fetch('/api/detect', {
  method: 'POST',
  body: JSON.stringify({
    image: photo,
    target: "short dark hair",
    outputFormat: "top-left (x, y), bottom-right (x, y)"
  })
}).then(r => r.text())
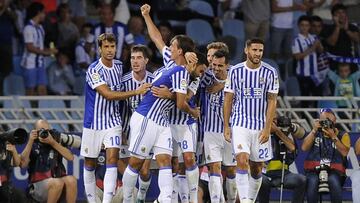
top-left (213, 49), bottom-right (230, 64)
top-left (245, 38), bottom-right (265, 48)
top-left (206, 42), bottom-right (229, 54)
top-left (195, 52), bottom-right (209, 67)
top-left (56, 3), bottom-right (70, 17)
top-left (26, 2), bottom-right (44, 21)
top-left (97, 33), bottom-right (117, 47)
top-left (297, 15), bottom-right (311, 25)
top-left (171, 35), bottom-right (195, 55)
top-left (311, 15), bottom-right (323, 23)
top-left (331, 3), bottom-right (346, 15)
top-left (131, 45), bottom-right (150, 59)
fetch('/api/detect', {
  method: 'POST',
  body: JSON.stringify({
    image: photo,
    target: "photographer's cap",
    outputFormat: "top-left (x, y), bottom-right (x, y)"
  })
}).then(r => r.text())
top-left (320, 108), bottom-right (335, 116)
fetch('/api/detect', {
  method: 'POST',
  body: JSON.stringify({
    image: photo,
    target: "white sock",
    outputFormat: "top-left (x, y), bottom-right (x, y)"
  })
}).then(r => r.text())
top-left (186, 165), bottom-right (199, 203)
top-left (220, 175), bottom-right (225, 203)
top-left (122, 166), bottom-right (139, 202)
top-left (236, 169), bottom-right (249, 201)
top-left (102, 165), bottom-right (117, 203)
top-left (158, 167), bottom-right (173, 203)
top-left (209, 174), bottom-right (221, 203)
top-left (248, 174), bottom-right (262, 201)
top-left (137, 175), bottom-right (151, 200)
top-left (226, 175), bottom-right (237, 203)
top-left (172, 173), bottom-right (179, 203)
top-left (84, 166), bottom-right (96, 203)
top-left (178, 175), bottom-right (189, 203)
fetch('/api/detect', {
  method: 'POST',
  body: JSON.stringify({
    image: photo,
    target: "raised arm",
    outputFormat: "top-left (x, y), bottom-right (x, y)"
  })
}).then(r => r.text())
top-left (20, 130), bottom-right (37, 168)
top-left (141, 4), bottom-right (166, 53)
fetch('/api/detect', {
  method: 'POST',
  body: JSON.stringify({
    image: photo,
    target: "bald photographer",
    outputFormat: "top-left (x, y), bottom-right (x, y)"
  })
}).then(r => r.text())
top-left (302, 108), bottom-right (350, 203)
top-left (20, 119), bottom-right (80, 203)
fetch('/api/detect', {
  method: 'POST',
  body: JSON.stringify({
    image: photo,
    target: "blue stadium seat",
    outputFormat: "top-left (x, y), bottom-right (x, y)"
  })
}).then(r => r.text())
top-left (188, 0), bottom-right (214, 17)
top-left (317, 100), bottom-right (338, 109)
top-left (12, 55), bottom-right (23, 75)
top-left (186, 19), bottom-right (215, 46)
top-left (222, 19), bottom-right (245, 59)
top-left (285, 76), bottom-right (301, 96)
top-left (3, 73), bottom-right (25, 95)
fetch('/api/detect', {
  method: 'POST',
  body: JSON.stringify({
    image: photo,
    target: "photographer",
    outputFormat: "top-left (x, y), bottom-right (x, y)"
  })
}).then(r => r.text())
top-left (258, 115), bottom-right (307, 203)
top-left (302, 108), bottom-right (350, 203)
top-left (20, 119), bottom-right (77, 203)
top-left (0, 140), bottom-right (27, 202)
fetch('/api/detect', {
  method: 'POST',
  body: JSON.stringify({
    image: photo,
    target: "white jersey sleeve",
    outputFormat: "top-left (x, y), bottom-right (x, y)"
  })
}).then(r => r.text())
top-left (23, 25), bottom-right (35, 44)
top-left (172, 69), bottom-right (189, 94)
top-left (86, 68), bottom-right (106, 89)
top-left (267, 69), bottom-right (280, 94)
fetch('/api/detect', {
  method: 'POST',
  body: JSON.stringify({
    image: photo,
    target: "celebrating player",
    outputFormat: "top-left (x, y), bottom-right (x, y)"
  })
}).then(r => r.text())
top-left (223, 38), bottom-right (279, 203)
top-left (81, 33), bottom-right (151, 203)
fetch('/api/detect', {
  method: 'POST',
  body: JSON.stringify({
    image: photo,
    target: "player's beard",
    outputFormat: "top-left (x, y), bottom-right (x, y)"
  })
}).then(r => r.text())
top-left (248, 54), bottom-right (261, 65)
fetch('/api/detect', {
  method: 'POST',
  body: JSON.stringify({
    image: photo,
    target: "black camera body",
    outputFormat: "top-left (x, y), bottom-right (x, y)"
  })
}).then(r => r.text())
top-left (37, 128), bottom-right (61, 142)
top-left (0, 128), bottom-right (28, 145)
top-left (277, 116), bottom-right (292, 132)
top-left (37, 128), bottom-right (81, 148)
top-left (319, 119), bottom-right (334, 130)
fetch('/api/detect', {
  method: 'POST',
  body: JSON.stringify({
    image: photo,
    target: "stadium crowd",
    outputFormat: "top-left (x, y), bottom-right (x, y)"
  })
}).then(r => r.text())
top-left (0, 0), bottom-right (360, 203)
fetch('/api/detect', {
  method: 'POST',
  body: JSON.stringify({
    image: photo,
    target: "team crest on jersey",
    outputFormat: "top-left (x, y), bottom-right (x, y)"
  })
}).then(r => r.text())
top-left (180, 79), bottom-right (187, 88)
top-left (141, 146), bottom-right (146, 153)
top-left (237, 144), bottom-right (242, 150)
top-left (207, 155), bottom-right (211, 161)
top-left (91, 73), bottom-right (101, 83)
top-left (84, 148), bottom-right (88, 154)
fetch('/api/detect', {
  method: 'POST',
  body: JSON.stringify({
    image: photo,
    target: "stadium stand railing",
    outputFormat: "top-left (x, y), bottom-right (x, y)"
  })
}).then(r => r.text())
top-left (0, 96), bottom-right (359, 133)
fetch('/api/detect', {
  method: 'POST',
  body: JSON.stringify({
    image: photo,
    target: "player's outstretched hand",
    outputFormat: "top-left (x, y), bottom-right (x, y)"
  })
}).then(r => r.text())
top-left (224, 126), bottom-right (231, 142)
top-left (136, 83), bottom-right (152, 95)
top-left (141, 4), bottom-right (151, 16)
top-left (259, 129), bottom-right (270, 144)
top-left (185, 52), bottom-right (198, 65)
top-left (151, 85), bottom-right (173, 99)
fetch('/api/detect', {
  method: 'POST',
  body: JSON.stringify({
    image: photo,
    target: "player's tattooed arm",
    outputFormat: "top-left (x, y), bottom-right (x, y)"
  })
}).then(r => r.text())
top-left (267, 92), bottom-right (277, 101)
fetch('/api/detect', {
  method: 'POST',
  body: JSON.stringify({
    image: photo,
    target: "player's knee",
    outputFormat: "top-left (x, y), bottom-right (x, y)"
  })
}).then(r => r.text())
top-left (183, 153), bottom-right (195, 167)
top-left (63, 176), bottom-right (77, 188)
top-left (84, 158), bottom-right (97, 168)
top-left (237, 157), bottom-right (249, 169)
top-left (226, 166), bottom-right (237, 177)
top-left (156, 154), bottom-right (172, 168)
top-left (209, 162), bottom-right (222, 173)
top-left (48, 178), bottom-right (64, 190)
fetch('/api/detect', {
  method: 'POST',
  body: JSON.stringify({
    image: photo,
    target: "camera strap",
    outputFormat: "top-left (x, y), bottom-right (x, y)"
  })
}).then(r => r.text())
top-left (319, 135), bottom-right (335, 164)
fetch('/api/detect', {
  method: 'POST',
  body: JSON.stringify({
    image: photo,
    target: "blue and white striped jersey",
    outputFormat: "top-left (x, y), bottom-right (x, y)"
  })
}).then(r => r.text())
top-left (291, 33), bottom-right (317, 77)
top-left (83, 59), bottom-right (123, 130)
top-left (21, 20), bottom-right (45, 69)
top-left (92, 22), bottom-right (134, 60)
top-left (224, 62), bottom-right (279, 130)
top-left (159, 46), bottom-right (198, 125)
top-left (136, 66), bottom-right (190, 126)
top-left (201, 70), bottom-right (227, 133)
top-left (120, 71), bottom-right (154, 137)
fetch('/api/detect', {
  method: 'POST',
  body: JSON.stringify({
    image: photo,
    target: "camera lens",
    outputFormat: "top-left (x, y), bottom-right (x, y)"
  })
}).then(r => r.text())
top-left (38, 129), bottom-right (49, 139)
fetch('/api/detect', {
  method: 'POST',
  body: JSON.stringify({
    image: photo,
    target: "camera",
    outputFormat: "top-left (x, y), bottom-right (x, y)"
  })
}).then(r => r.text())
top-left (0, 128), bottom-right (28, 145)
top-left (277, 116), bottom-right (292, 131)
top-left (319, 119), bottom-right (334, 130)
top-left (37, 128), bottom-right (81, 148)
top-left (315, 164), bottom-right (331, 193)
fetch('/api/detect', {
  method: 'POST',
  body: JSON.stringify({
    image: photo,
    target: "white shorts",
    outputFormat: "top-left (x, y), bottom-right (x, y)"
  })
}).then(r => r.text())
top-left (204, 131), bottom-right (236, 166)
top-left (80, 125), bottom-right (122, 158)
top-left (128, 112), bottom-right (172, 158)
top-left (170, 123), bottom-right (197, 163)
top-left (231, 126), bottom-right (273, 162)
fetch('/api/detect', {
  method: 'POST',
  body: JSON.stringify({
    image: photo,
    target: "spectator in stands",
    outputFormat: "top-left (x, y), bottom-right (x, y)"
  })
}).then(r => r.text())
top-left (21, 2), bottom-right (57, 98)
top-left (312, 0), bottom-right (336, 24)
top-left (47, 50), bottom-right (76, 96)
top-left (0, 0), bottom-right (17, 96)
top-left (270, 0), bottom-right (307, 65)
top-left (92, 4), bottom-right (134, 60)
top-left (75, 23), bottom-right (95, 74)
top-left (241, 0), bottom-right (271, 41)
top-left (310, 15), bottom-right (332, 96)
top-left (327, 62), bottom-right (360, 107)
top-left (301, 108), bottom-right (350, 203)
top-left (128, 15), bottom-right (146, 45)
top-left (0, 132), bottom-right (27, 203)
top-left (351, 137), bottom-right (360, 203)
top-left (56, 3), bottom-right (79, 56)
top-left (67, 0), bottom-right (87, 30)
top-left (20, 119), bottom-right (77, 203)
top-left (292, 15), bottom-right (323, 104)
top-left (258, 115), bottom-right (307, 203)
top-left (323, 4), bottom-right (359, 63)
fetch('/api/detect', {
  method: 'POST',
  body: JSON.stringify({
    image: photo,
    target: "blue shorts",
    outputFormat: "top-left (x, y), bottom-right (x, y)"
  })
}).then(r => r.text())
top-left (22, 66), bottom-right (47, 88)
